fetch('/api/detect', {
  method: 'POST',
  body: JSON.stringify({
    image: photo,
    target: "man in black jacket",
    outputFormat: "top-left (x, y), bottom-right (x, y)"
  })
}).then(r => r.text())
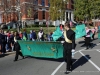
top-left (63, 22), bottom-right (76, 74)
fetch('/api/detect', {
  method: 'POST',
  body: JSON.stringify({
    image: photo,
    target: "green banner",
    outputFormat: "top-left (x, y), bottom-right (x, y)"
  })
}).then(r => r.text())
top-left (18, 41), bottom-right (63, 59)
top-left (75, 24), bottom-right (86, 39)
top-left (52, 27), bottom-right (63, 41)
top-left (98, 26), bottom-right (100, 39)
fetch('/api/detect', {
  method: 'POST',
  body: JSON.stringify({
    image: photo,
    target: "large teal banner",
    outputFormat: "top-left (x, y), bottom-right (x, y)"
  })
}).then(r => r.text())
top-left (98, 26), bottom-right (100, 39)
top-left (18, 41), bottom-right (63, 59)
top-left (75, 24), bottom-right (86, 39)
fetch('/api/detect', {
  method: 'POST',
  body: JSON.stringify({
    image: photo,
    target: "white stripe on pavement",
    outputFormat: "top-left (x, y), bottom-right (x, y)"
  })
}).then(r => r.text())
top-left (96, 43), bottom-right (100, 46)
top-left (79, 51), bottom-right (100, 71)
top-left (51, 48), bottom-right (86, 75)
top-left (96, 50), bottom-right (100, 52)
top-left (51, 42), bottom-right (100, 75)
top-left (51, 62), bottom-right (65, 75)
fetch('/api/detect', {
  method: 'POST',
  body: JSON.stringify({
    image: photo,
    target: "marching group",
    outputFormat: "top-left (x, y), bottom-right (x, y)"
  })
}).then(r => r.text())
top-left (0, 27), bottom-right (53, 55)
top-left (0, 25), bottom-right (98, 55)
top-left (0, 22), bottom-right (99, 74)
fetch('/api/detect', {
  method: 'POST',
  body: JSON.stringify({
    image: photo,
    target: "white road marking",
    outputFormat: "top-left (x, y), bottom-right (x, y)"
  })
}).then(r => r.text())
top-left (51, 62), bottom-right (65, 75)
top-left (51, 42), bottom-right (100, 75)
top-left (51, 48), bottom-right (86, 75)
top-left (97, 43), bottom-right (100, 46)
top-left (96, 50), bottom-right (100, 52)
top-left (79, 51), bottom-right (100, 71)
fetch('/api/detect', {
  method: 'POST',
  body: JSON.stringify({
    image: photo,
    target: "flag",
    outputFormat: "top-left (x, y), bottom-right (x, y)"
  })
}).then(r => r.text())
top-left (75, 24), bottom-right (86, 39)
top-left (52, 27), bottom-right (63, 41)
top-left (98, 26), bottom-right (100, 39)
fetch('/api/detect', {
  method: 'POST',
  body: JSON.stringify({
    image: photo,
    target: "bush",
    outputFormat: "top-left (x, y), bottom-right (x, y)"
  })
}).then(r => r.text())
top-left (49, 25), bottom-right (55, 27)
top-left (27, 24), bottom-right (55, 28)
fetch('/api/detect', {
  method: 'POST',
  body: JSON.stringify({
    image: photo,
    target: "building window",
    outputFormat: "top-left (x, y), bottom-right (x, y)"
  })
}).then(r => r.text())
top-left (70, 12), bottom-right (71, 21)
top-left (66, 12), bottom-right (68, 21)
top-left (42, 0), bottom-right (45, 6)
top-left (34, 0), bottom-right (38, 5)
top-left (48, 0), bottom-right (50, 7)
top-left (34, 12), bottom-right (38, 19)
top-left (43, 11), bottom-right (45, 19)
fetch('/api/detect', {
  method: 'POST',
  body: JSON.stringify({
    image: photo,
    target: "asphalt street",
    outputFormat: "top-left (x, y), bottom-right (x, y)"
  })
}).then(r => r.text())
top-left (0, 36), bottom-right (100, 75)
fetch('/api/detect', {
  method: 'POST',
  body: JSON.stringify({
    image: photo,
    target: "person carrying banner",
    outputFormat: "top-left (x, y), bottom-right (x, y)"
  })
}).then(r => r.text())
top-left (14, 31), bottom-right (24, 61)
top-left (63, 22), bottom-right (76, 74)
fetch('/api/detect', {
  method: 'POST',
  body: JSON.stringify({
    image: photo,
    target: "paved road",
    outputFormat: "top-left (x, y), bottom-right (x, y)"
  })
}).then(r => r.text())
top-left (0, 37), bottom-right (100, 75)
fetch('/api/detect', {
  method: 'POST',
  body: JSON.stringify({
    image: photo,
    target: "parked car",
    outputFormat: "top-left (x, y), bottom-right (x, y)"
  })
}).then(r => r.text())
top-left (0, 23), bottom-right (8, 29)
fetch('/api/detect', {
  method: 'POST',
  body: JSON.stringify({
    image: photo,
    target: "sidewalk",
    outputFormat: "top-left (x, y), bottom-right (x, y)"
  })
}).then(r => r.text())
top-left (0, 51), bottom-right (15, 57)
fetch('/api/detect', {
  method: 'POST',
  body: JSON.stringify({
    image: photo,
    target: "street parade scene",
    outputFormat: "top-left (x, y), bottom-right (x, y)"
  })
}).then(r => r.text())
top-left (1, 0), bottom-right (100, 75)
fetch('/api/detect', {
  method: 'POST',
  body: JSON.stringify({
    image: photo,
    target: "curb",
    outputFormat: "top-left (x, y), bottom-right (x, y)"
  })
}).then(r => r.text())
top-left (0, 51), bottom-right (15, 56)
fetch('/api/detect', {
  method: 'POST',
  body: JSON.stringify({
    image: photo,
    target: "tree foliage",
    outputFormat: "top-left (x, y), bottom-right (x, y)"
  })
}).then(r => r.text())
top-left (49, 0), bottom-right (68, 21)
top-left (74, 0), bottom-right (100, 21)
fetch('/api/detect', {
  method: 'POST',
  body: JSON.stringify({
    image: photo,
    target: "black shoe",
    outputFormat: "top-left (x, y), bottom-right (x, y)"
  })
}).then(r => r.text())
top-left (64, 71), bottom-right (70, 74)
top-left (64, 71), bottom-right (69, 74)
top-left (70, 66), bottom-right (73, 71)
top-left (22, 56), bottom-right (25, 59)
top-left (13, 60), bottom-right (17, 62)
top-left (90, 46), bottom-right (93, 49)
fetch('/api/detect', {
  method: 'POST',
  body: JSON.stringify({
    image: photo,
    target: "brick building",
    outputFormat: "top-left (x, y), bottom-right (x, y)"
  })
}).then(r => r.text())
top-left (0, 0), bottom-right (74, 25)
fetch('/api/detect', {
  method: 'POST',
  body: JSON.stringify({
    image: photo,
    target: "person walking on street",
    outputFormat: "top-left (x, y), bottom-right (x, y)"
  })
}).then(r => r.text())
top-left (63, 22), bottom-right (76, 74)
top-left (14, 31), bottom-right (24, 61)
top-left (85, 26), bottom-right (92, 50)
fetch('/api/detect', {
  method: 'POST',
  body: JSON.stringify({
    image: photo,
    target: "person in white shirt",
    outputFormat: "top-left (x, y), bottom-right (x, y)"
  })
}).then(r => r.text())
top-left (38, 30), bottom-right (43, 41)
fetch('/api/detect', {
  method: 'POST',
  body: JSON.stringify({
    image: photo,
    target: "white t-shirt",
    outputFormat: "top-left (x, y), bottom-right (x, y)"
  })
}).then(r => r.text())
top-left (38, 32), bottom-right (43, 39)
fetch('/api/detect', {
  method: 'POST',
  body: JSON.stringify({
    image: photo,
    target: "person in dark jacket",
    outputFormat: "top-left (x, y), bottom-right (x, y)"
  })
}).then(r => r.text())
top-left (0, 29), bottom-right (3, 54)
top-left (63, 22), bottom-right (76, 74)
top-left (1, 30), bottom-right (6, 54)
top-left (14, 31), bottom-right (24, 61)
top-left (31, 30), bottom-right (37, 41)
top-left (23, 29), bottom-right (28, 40)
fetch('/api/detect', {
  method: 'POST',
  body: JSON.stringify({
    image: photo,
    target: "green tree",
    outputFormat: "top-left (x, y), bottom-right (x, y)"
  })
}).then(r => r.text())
top-left (49, 0), bottom-right (67, 21)
top-left (74, 0), bottom-right (100, 21)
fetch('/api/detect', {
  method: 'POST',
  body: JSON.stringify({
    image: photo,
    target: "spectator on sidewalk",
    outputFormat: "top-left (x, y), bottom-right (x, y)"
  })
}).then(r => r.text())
top-left (0, 29), bottom-right (3, 54)
top-left (10, 31), bottom-right (14, 51)
top-left (31, 30), bottom-right (37, 41)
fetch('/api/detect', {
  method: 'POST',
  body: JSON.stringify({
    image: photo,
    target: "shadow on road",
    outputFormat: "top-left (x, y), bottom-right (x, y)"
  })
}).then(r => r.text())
top-left (78, 41), bottom-right (85, 44)
top-left (81, 43), bottom-right (97, 48)
top-left (72, 55), bottom-right (91, 71)
top-left (27, 56), bottom-right (64, 62)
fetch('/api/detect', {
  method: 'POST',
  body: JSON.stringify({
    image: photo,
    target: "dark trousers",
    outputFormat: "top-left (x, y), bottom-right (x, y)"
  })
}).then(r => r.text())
top-left (63, 42), bottom-right (72, 70)
top-left (14, 50), bottom-right (23, 61)
top-left (92, 33), bottom-right (95, 40)
top-left (1, 43), bottom-right (6, 53)
top-left (14, 42), bottom-right (24, 61)
top-left (85, 37), bottom-right (91, 48)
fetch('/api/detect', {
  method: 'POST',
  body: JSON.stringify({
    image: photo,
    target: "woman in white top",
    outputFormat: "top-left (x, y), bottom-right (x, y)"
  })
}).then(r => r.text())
top-left (38, 30), bottom-right (44, 41)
